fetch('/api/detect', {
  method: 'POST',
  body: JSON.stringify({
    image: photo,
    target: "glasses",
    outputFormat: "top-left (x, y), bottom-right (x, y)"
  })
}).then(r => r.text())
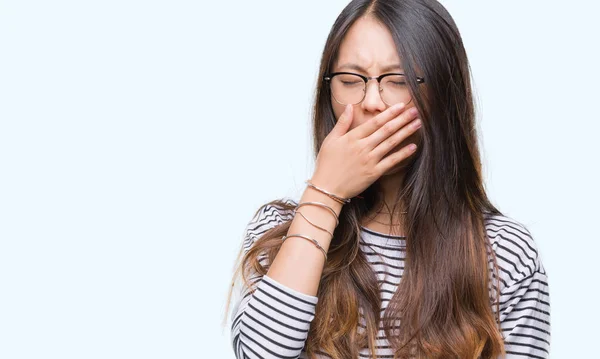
top-left (323, 72), bottom-right (425, 106)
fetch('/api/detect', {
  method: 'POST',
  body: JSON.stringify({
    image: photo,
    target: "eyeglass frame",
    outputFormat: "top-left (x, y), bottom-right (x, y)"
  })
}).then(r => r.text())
top-left (323, 71), bottom-right (426, 105)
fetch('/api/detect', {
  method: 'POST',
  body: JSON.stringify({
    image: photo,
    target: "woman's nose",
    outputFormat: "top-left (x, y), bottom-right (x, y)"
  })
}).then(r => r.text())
top-left (361, 80), bottom-right (386, 112)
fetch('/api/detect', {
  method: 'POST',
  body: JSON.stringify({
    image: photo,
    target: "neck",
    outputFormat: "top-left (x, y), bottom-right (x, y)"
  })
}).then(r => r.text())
top-left (361, 168), bottom-right (409, 232)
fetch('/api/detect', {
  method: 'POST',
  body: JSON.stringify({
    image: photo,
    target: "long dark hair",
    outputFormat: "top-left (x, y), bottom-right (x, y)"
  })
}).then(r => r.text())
top-left (226, 1), bottom-right (506, 358)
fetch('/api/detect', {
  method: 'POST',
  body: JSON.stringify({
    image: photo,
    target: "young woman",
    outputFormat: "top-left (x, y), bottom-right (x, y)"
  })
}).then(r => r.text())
top-left (225, 1), bottom-right (550, 358)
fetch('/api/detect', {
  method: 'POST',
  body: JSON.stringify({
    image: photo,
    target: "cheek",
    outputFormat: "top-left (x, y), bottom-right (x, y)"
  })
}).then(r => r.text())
top-left (331, 102), bottom-right (363, 130)
top-left (331, 101), bottom-right (345, 121)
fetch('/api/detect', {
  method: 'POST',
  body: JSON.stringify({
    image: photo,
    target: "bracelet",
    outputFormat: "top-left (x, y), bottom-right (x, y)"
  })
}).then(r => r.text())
top-left (296, 201), bottom-right (339, 226)
top-left (305, 180), bottom-right (350, 204)
top-left (294, 208), bottom-right (334, 237)
top-left (281, 234), bottom-right (328, 261)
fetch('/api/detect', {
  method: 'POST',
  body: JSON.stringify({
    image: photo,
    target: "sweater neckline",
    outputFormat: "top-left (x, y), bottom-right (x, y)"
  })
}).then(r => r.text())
top-left (360, 225), bottom-right (406, 239)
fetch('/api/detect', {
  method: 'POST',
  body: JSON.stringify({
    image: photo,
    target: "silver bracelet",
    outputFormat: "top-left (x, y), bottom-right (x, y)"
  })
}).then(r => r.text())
top-left (295, 201), bottom-right (339, 226)
top-left (293, 208), bottom-right (334, 237)
top-left (305, 180), bottom-right (351, 204)
top-left (281, 234), bottom-right (328, 261)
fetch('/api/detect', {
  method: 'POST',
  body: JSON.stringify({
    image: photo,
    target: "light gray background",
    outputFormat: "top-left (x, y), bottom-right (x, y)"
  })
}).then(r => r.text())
top-left (1, 1), bottom-right (597, 358)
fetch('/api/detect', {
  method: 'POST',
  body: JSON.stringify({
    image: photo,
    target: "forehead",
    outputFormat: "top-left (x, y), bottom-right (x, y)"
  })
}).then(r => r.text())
top-left (335, 16), bottom-right (401, 70)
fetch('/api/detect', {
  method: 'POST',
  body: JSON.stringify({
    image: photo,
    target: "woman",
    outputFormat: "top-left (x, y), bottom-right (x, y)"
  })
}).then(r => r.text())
top-left (225, 1), bottom-right (550, 358)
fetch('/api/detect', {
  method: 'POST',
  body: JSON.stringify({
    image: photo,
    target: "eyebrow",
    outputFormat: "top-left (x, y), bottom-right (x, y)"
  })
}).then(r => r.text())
top-left (336, 63), bottom-right (404, 73)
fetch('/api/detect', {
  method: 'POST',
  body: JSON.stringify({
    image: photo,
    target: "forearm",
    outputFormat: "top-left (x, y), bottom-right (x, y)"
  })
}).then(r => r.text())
top-left (266, 186), bottom-right (343, 296)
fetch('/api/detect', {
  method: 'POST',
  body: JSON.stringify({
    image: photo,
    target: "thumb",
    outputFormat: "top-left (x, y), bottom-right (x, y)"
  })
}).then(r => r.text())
top-left (331, 104), bottom-right (353, 137)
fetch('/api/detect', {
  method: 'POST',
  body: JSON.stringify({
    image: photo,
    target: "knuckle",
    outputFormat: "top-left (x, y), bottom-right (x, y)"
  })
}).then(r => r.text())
top-left (353, 140), bottom-right (365, 153)
top-left (362, 151), bottom-right (375, 166)
top-left (374, 117), bottom-right (387, 127)
top-left (382, 122), bottom-right (395, 134)
top-left (367, 167), bottom-right (380, 179)
top-left (387, 137), bottom-right (398, 147)
top-left (364, 167), bottom-right (375, 178)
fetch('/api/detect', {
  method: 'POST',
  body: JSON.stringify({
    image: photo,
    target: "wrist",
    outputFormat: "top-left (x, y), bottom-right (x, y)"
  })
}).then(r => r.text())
top-left (301, 187), bottom-right (344, 214)
top-left (307, 176), bottom-right (350, 203)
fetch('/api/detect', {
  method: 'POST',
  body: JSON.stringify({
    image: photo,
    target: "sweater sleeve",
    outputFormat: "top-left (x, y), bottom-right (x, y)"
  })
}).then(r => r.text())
top-left (498, 268), bottom-right (551, 359)
top-left (487, 217), bottom-right (551, 359)
top-left (230, 202), bottom-right (319, 359)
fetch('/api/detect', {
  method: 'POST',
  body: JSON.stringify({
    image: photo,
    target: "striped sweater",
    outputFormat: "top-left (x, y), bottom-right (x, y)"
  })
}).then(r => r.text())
top-left (230, 198), bottom-right (551, 359)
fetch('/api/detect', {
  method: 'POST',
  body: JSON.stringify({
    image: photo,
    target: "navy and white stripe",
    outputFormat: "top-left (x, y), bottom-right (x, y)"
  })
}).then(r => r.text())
top-left (485, 214), bottom-right (551, 359)
top-left (231, 200), bottom-right (550, 358)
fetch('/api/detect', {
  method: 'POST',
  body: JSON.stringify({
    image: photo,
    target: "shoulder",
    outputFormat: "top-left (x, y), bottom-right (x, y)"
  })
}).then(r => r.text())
top-left (242, 197), bottom-right (298, 246)
top-left (483, 212), bottom-right (546, 289)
